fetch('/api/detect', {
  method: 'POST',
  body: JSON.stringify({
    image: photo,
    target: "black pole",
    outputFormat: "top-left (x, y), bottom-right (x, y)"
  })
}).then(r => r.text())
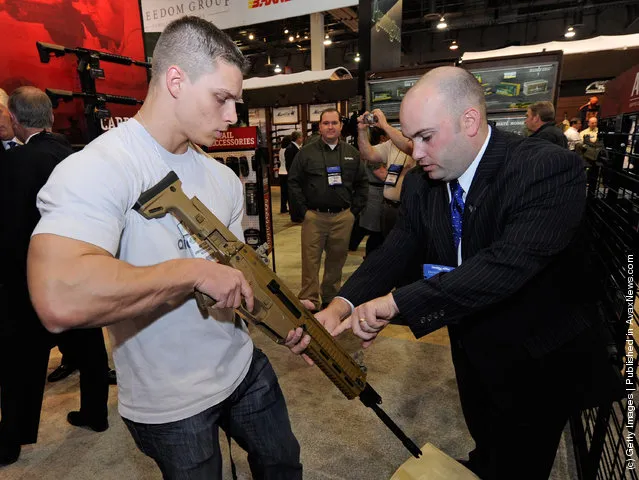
top-left (358, 0), bottom-right (372, 98)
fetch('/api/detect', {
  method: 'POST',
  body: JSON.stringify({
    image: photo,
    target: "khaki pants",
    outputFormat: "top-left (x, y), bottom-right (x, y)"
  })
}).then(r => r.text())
top-left (299, 209), bottom-right (355, 308)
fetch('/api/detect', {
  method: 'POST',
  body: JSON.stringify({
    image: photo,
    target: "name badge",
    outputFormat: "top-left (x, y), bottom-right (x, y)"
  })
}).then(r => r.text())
top-left (385, 163), bottom-right (404, 186)
top-left (423, 263), bottom-right (454, 279)
top-left (327, 166), bottom-right (343, 186)
top-left (177, 222), bottom-right (215, 261)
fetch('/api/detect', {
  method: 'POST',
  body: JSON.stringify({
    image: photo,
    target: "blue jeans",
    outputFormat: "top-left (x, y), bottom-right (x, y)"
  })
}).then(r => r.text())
top-left (123, 348), bottom-right (302, 479)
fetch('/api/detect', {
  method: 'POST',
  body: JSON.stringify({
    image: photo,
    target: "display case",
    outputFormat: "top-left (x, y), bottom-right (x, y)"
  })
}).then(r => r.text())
top-left (364, 64), bottom-right (455, 121)
top-left (202, 127), bottom-right (275, 269)
top-left (463, 51), bottom-right (563, 114)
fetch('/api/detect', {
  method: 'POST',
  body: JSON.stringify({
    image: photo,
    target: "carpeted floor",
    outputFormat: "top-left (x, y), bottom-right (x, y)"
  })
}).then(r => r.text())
top-left (1, 327), bottom-right (576, 480)
top-left (1, 187), bottom-right (577, 479)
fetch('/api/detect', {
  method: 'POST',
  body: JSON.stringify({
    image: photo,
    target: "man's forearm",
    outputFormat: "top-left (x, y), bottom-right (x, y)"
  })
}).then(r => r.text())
top-left (383, 125), bottom-right (412, 155)
top-left (357, 132), bottom-right (382, 163)
top-left (30, 253), bottom-right (203, 331)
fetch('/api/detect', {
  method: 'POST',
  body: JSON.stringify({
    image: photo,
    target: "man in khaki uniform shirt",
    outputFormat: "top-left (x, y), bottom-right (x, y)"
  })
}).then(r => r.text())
top-left (357, 109), bottom-right (415, 237)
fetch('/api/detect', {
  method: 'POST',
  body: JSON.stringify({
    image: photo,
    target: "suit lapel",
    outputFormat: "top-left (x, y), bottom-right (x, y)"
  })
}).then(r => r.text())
top-left (427, 178), bottom-right (457, 266)
top-left (462, 129), bottom-right (508, 256)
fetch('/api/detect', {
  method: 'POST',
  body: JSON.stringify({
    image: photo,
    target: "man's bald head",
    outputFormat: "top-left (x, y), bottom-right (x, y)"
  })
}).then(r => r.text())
top-left (410, 67), bottom-right (487, 124)
top-left (400, 67), bottom-right (490, 182)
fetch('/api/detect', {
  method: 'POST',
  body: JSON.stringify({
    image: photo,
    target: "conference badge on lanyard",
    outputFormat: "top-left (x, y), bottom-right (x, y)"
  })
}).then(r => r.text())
top-left (385, 163), bottom-right (404, 186)
top-left (327, 166), bottom-right (343, 186)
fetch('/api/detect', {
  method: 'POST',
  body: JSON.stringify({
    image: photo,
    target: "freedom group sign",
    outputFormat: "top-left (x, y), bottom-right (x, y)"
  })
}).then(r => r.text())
top-left (141, 0), bottom-right (358, 32)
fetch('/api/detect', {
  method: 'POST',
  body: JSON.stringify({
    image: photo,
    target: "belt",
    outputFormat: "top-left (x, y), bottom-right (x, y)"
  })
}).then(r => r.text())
top-left (383, 198), bottom-right (400, 207)
top-left (309, 206), bottom-right (348, 213)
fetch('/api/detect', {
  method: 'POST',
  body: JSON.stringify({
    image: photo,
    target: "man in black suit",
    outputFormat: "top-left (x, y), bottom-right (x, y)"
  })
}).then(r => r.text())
top-left (0, 88), bottom-right (20, 159)
top-left (525, 101), bottom-right (568, 148)
top-left (283, 130), bottom-right (302, 217)
top-left (0, 87), bottom-right (109, 466)
top-left (287, 67), bottom-right (608, 479)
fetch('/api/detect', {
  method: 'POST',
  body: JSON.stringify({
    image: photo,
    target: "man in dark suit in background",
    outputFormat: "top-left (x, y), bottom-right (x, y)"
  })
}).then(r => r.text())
top-left (525, 100), bottom-right (568, 148)
top-left (0, 87), bottom-right (109, 466)
top-left (283, 130), bottom-right (303, 217)
top-left (0, 88), bottom-right (20, 158)
top-left (287, 67), bottom-right (608, 479)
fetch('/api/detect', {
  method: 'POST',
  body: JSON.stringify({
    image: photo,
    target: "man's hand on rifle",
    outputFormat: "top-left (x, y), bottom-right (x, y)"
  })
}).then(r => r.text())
top-left (284, 298), bottom-right (352, 365)
top-left (193, 260), bottom-right (254, 310)
top-left (333, 293), bottom-right (398, 348)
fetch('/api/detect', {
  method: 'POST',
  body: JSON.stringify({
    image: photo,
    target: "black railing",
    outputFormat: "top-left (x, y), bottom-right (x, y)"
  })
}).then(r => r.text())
top-left (573, 112), bottom-right (638, 480)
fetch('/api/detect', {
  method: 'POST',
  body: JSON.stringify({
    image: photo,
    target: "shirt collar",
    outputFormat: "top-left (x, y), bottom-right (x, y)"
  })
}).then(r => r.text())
top-left (321, 139), bottom-right (339, 150)
top-left (25, 132), bottom-right (41, 144)
top-left (2, 137), bottom-right (21, 149)
top-left (455, 125), bottom-right (492, 195)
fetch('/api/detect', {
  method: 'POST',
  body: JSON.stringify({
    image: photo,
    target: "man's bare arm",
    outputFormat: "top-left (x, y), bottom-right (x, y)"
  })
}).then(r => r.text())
top-left (356, 112), bottom-right (384, 163)
top-left (27, 233), bottom-right (252, 332)
top-left (371, 108), bottom-right (413, 156)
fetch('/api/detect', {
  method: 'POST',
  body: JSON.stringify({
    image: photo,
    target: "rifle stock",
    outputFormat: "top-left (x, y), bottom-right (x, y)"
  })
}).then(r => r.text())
top-left (133, 170), bottom-right (422, 458)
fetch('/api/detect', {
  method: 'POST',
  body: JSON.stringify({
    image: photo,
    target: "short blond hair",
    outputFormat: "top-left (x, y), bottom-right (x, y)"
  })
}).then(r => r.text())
top-left (151, 16), bottom-right (248, 86)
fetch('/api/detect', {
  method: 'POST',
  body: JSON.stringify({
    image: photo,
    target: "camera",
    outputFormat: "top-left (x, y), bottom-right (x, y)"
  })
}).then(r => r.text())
top-left (364, 113), bottom-right (378, 125)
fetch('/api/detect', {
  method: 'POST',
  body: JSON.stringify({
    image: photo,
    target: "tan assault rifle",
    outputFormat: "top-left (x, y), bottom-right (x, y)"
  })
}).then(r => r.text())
top-left (134, 170), bottom-right (422, 458)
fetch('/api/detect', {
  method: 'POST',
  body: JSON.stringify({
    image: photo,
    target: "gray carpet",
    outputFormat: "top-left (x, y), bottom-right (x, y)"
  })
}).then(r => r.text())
top-left (258, 330), bottom-right (473, 480)
top-left (1, 328), bottom-right (575, 479)
top-left (2, 189), bottom-right (576, 478)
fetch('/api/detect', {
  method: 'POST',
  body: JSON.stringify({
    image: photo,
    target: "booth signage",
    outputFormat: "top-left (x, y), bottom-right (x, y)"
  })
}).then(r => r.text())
top-left (468, 62), bottom-right (559, 111)
top-left (600, 64), bottom-right (639, 117)
top-left (208, 127), bottom-right (258, 151)
top-left (272, 106), bottom-right (299, 125)
top-left (141, 0), bottom-right (357, 32)
top-left (308, 103), bottom-right (337, 122)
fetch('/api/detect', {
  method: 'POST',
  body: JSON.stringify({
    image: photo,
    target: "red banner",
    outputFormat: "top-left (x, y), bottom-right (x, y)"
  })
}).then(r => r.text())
top-left (0, 0), bottom-right (148, 144)
top-left (206, 127), bottom-right (258, 152)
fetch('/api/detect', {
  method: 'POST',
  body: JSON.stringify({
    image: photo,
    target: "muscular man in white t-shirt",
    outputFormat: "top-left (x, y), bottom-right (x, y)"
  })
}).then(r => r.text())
top-left (27, 16), bottom-right (301, 479)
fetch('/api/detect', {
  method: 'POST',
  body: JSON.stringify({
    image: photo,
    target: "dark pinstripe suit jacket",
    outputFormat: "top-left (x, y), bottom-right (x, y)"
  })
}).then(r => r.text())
top-left (340, 127), bottom-right (596, 374)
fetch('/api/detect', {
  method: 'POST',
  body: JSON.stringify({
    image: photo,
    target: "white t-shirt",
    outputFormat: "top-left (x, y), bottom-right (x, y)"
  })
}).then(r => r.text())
top-left (278, 147), bottom-right (287, 175)
top-left (373, 140), bottom-right (415, 202)
top-left (33, 118), bottom-right (253, 424)
top-left (564, 127), bottom-right (581, 151)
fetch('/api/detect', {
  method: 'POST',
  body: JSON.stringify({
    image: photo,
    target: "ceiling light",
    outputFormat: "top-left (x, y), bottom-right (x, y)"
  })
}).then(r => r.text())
top-left (296, 34), bottom-right (300, 39)
top-left (304, 34), bottom-right (308, 40)
top-left (437, 17), bottom-right (447, 30)
top-left (274, 64), bottom-right (282, 73)
top-left (354, 53), bottom-right (360, 62)
top-left (248, 33), bottom-right (254, 40)
top-left (289, 35), bottom-right (294, 42)
top-left (449, 40), bottom-right (459, 50)
top-left (564, 26), bottom-right (576, 38)
top-left (284, 29), bottom-right (289, 34)
top-left (323, 38), bottom-right (332, 46)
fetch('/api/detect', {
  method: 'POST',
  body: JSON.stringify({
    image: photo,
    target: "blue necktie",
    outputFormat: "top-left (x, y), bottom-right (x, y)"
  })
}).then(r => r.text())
top-left (7, 141), bottom-right (17, 149)
top-left (450, 180), bottom-right (465, 250)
